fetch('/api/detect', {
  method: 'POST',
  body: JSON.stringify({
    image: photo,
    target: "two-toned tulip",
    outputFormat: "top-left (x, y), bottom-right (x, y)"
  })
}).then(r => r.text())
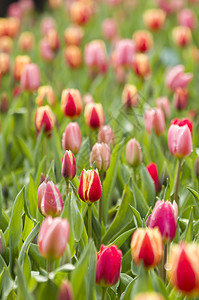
top-left (69, 1), bottom-right (92, 26)
top-left (146, 162), bottom-right (161, 193)
top-left (62, 150), bottom-right (76, 180)
top-left (133, 53), bottom-right (150, 79)
top-left (37, 180), bottom-right (64, 217)
top-left (0, 53), bottom-right (10, 75)
top-left (64, 25), bottom-right (84, 46)
top-left (61, 89), bottom-right (82, 119)
top-left (98, 125), bottom-right (115, 147)
top-left (178, 9), bottom-right (196, 30)
top-left (165, 65), bottom-right (193, 91)
top-left (96, 244), bottom-right (122, 287)
top-left (20, 63), bottom-right (40, 91)
top-left (174, 88), bottom-right (188, 111)
top-left (64, 46), bottom-right (82, 69)
top-left (18, 31), bottom-right (35, 52)
top-left (41, 17), bottom-right (56, 36)
top-left (122, 84), bottom-right (138, 108)
top-left (143, 9), bottom-right (166, 31)
top-left (38, 216), bottom-right (69, 260)
top-left (62, 122), bottom-right (82, 154)
top-left (147, 200), bottom-right (178, 243)
top-left (133, 30), bottom-right (153, 53)
top-left (112, 39), bottom-right (136, 68)
top-left (35, 105), bottom-right (56, 135)
top-left (126, 138), bottom-right (142, 168)
top-left (84, 40), bottom-right (108, 74)
top-left (90, 143), bottom-right (111, 172)
top-left (133, 292), bottom-right (165, 300)
top-left (156, 97), bottom-right (171, 120)
top-left (172, 26), bottom-right (192, 48)
top-left (36, 85), bottom-right (56, 107)
top-left (0, 36), bottom-right (13, 53)
top-left (131, 228), bottom-right (163, 269)
top-left (144, 108), bottom-right (165, 136)
top-left (84, 103), bottom-right (105, 129)
top-left (46, 28), bottom-right (60, 52)
top-left (13, 55), bottom-right (31, 81)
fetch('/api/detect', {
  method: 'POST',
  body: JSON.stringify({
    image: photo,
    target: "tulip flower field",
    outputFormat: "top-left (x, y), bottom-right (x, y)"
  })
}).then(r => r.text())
top-left (1, 0), bottom-right (199, 299)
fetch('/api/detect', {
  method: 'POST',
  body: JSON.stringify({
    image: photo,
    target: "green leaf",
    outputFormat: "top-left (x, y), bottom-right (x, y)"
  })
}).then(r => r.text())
top-left (76, 138), bottom-right (90, 175)
top-left (35, 156), bottom-right (46, 187)
top-left (0, 266), bottom-right (15, 300)
top-left (129, 178), bottom-right (149, 218)
top-left (16, 136), bottom-right (33, 166)
top-left (28, 244), bottom-right (46, 270)
top-left (184, 208), bottom-right (193, 242)
top-left (33, 127), bottom-right (44, 167)
top-left (50, 128), bottom-right (62, 181)
top-left (28, 175), bottom-right (38, 221)
top-left (140, 164), bottom-right (156, 207)
top-left (108, 228), bottom-right (135, 249)
top-left (128, 205), bottom-right (142, 228)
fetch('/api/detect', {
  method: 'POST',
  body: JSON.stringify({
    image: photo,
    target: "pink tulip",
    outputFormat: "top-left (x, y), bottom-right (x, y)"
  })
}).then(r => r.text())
top-left (101, 18), bottom-right (118, 41)
top-left (40, 38), bottom-right (55, 61)
top-left (112, 39), bottom-right (136, 68)
top-left (38, 216), bottom-right (69, 259)
top-left (126, 138), bottom-right (142, 168)
top-left (165, 65), bottom-right (193, 91)
top-left (98, 125), bottom-right (115, 147)
top-left (174, 88), bottom-right (188, 111)
top-left (178, 9), bottom-right (196, 30)
top-left (58, 280), bottom-right (73, 300)
top-left (90, 143), bottom-right (111, 172)
top-left (168, 124), bottom-right (192, 158)
top-left (62, 150), bottom-right (76, 180)
top-left (84, 40), bottom-right (108, 74)
top-left (7, 3), bottom-right (23, 19)
top-left (147, 200), bottom-right (178, 243)
top-left (156, 0), bottom-right (184, 14)
top-left (170, 118), bottom-right (193, 134)
top-left (156, 97), bottom-right (171, 119)
top-left (20, 63), bottom-right (40, 91)
top-left (144, 108), bottom-right (165, 136)
top-left (41, 17), bottom-right (56, 36)
top-left (62, 122), bottom-right (82, 154)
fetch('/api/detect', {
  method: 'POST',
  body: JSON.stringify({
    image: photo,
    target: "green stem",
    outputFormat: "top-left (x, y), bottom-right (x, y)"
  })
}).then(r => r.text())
top-left (101, 287), bottom-right (107, 300)
top-left (65, 179), bottom-right (69, 199)
top-left (133, 167), bottom-right (137, 183)
top-left (88, 204), bottom-right (92, 239)
top-left (174, 159), bottom-right (181, 203)
top-left (160, 244), bottom-right (167, 283)
top-left (46, 259), bottom-right (54, 273)
top-left (99, 173), bottom-right (103, 225)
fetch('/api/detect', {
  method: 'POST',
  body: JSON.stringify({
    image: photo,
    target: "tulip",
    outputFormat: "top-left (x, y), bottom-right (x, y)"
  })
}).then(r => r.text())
top-left (147, 200), bottom-right (178, 243)
top-left (69, 1), bottom-right (92, 25)
top-left (0, 36), bottom-right (13, 53)
top-left (167, 242), bottom-right (199, 295)
top-left (62, 150), bottom-right (76, 180)
top-left (64, 25), bottom-right (84, 46)
top-left (36, 85), bottom-right (56, 107)
top-left (83, 93), bottom-right (94, 105)
top-left (62, 122), bottom-right (82, 154)
top-left (126, 138), bottom-right (142, 168)
top-left (146, 163), bottom-right (161, 193)
top-left (61, 89), bottom-right (82, 119)
top-left (173, 88), bottom-right (188, 111)
top-left (90, 143), bottom-right (111, 172)
top-left (46, 28), bottom-right (59, 51)
top-left (172, 26), bottom-right (192, 48)
top-left (131, 228), bottom-right (163, 269)
top-left (156, 97), bottom-right (171, 120)
top-left (19, 0), bottom-right (34, 14)
top-left (122, 84), bottom-right (138, 108)
top-left (133, 30), bottom-right (153, 53)
top-left (98, 125), bottom-right (115, 147)
top-left (20, 63), bottom-right (40, 92)
top-left (143, 9), bottom-right (166, 31)
top-left (58, 280), bottom-right (73, 300)
top-left (13, 55), bottom-right (31, 81)
top-left (35, 105), bottom-right (56, 135)
top-left (168, 124), bottom-right (192, 158)
top-left (101, 18), bottom-right (118, 41)
top-left (84, 40), bottom-right (108, 74)
top-left (40, 38), bottom-right (55, 61)
top-left (6, 18), bottom-right (20, 38)
top-left (178, 9), bottom-right (196, 30)
top-left (37, 180), bottom-right (64, 217)
top-left (7, 2), bottom-right (23, 19)
top-left (38, 216), bottom-right (69, 260)
top-left (84, 103), bottom-right (105, 129)
top-left (18, 31), bottom-right (35, 52)
top-left (165, 65), bottom-right (193, 91)
top-left (133, 292), bottom-right (165, 300)
top-left (41, 17), bottom-right (56, 36)
top-left (0, 53), bottom-right (10, 75)
top-left (64, 46), bottom-right (82, 69)
top-left (48, 0), bottom-right (63, 8)
top-left (133, 53), bottom-right (150, 79)
top-left (156, 0), bottom-right (184, 14)
top-left (144, 108), bottom-right (165, 136)
top-left (112, 39), bottom-right (136, 68)
top-left (96, 244), bottom-right (122, 287)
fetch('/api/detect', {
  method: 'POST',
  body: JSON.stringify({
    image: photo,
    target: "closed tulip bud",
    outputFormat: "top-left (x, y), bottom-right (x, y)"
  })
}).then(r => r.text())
top-left (147, 200), bottom-right (178, 243)
top-left (146, 162), bottom-right (161, 193)
top-left (194, 157), bottom-right (199, 179)
top-left (37, 180), bottom-right (64, 217)
top-left (133, 30), bottom-right (153, 53)
top-left (0, 53), bottom-right (10, 75)
top-left (122, 84), bottom-right (138, 108)
top-left (36, 85), bottom-right (56, 107)
top-left (0, 36), bottom-right (13, 53)
top-left (131, 228), bottom-right (163, 269)
top-left (165, 65), bottom-right (193, 91)
top-left (112, 39), bottom-right (136, 68)
top-left (64, 25), bottom-right (84, 46)
top-left (143, 9), bottom-right (166, 31)
top-left (58, 280), bottom-right (73, 300)
top-left (18, 31), bottom-right (35, 52)
top-left (170, 118), bottom-right (193, 135)
top-left (133, 292), bottom-right (165, 300)
top-left (167, 242), bottom-right (199, 295)
top-left (102, 18), bottom-right (118, 41)
top-left (172, 26), bottom-right (192, 48)
top-left (84, 40), bottom-right (108, 74)
top-left (13, 55), bottom-right (31, 81)
top-left (83, 93), bottom-right (94, 105)
top-left (38, 216), bottom-right (69, 259)
top-left (78, 169), bottom-right (102, 203)
top-left (90, 143), bottom-right (111, 172)
top-left (40, 38), bottom-right (55, 61)
top-left (62, 150), bottom-right (76, 179)
top-left (168, 124), bottom-right (192, 158)
top-left (144, 108), bottom-right (165, 136)
top-left (20, 63), bottom-right (40, 92)
top-left (98, 125), bottom-right (115, 147)
top-left (41, 17), bottom-right (56, 36)
top-left (126, 138), bottom-right (142, 168)
top-left (35, 105), bottom-right (56, 135)
top-left (69, 1), bottom-right (92, 26)
top-left (84, 103), bottom-right (105, 129)
top-left (64, 46), bottom-right (82, 69)
top-left (133, 53), bottom-right (150, 79)
top-left (178, 9), bottom-right (196, 30)
top-left (61, 89), bottom-right (82, 119)
top-left (46, 28), bottom-right (59, 51)
top-left (62, 122), bottom-right (82, 154)
top-left (96, 244), bottom-right (122, 287)
top-left (156, 97), bottom-right (171, 119)
top-left (174, 88), bottom-right (188, 111)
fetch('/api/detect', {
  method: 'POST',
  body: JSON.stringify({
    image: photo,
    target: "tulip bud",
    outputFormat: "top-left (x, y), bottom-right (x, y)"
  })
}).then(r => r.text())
top-left (172, 26), bottom-right (192, 48)
top-left (84, 103), bottom-right (105, 129)
top-left (96, 244), bottom-right (122, 287)
top-left (38, 216), bottom-right (69, 259)
top-left (144, 108), bottom-right (165, 136)
top-left (131, 228), bottom-right (163, 269)
top-left (178, 9), bottom-right (196, 30)
top-left (64, 25), bottom-right (84, 46)
top-left (165, 65), bottom-right (193, 91)
top-left (126, 138), bottom-right (142, 168)
top-left (62, 150), bottom-right (76, 180)
top-left (174, 88), bottom-right (188, 111)
top-left (37, 180), bottom-right (64, 217)
top-left (13, 55), bottom-right (31, 81)
top-left (133, 30), bottom-right (153, 53)
top-left (167, 242), bottom-right (199, 295)
top-left (0, 36), bottom-right (13, 53)
top-left (101, 18), bottom-right (118, 41)
top-left (133, 53), bottom-right (150, 79)
top-left (35, 105), bottom-right (56, 135)
top-left (98, 125), bottom-right (115, 147)
top-left (18, 31), bottom-right (35, 52)
top-left (122, 84), bottom-right (138, 108)
top-left (20, 63), bottom-right (40, 92)
top-left (84, 40), bottom-right (108, 74)
top-left (133, 292), bottom-right (165, 300)
top-left (78, 169), bottom-right (102, 204)
top-left (146, 162), bottom-right (161, 193)
top-left (168, 124), bottom-right (192, 158)
top-left (64, 46), bottom-right (82, 69)
top-left (112, 39), bottom-right (136, 68)
top-left (90, 143), bottom-right (111, 172)
top-left (0, 53), bottom-right (10, 75)
top-left (147, 200), bottom-right (178, 243)
top-left (58, 280), bottom-right (73, 300)
top-left (69, 1), bottom-right (92, 26)
top-left (156, 97), bottom-right (171, 119)
top-left (143, 9), bottom-right (166, 31)
top-left (170, 118), bottom-right (193, 135)
top-left (7, 2), bottom-right (22, 19)
top-left (40, 38), bottom-right (55, 61)
top-left (46, 28), bottom-right (59, 51)
top-left (83, 93), bottom-right (94, 105)
top-left (61, 89), bottom-right (83, 119)
top-left (62, 122), bottom-right (82, 154)
top-left (41, 17), bottom-right (56, 36)
top-left (36, 85), bottom-right (56, 107)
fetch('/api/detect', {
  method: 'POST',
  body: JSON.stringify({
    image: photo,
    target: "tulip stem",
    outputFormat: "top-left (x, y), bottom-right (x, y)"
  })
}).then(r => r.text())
top-left (174, 159), bottom-right (181, 203)
top-left (88, 204), bottom-right (92, 239)
top-left (134, 167), bottom-right (137, 183)
top-left (99, 173), bottom-right (103, 225)
top-left (101, 287), bottom-right (107, 300)
top-left (46, 259), bottom-right (53, 273)
top-left (160, 244), bottom-right (167, 283)
top-left (65, 179), bottom-right (69, 198)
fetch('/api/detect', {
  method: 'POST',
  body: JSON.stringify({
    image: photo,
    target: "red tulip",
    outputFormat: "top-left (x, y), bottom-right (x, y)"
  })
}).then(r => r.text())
top-left (133, 30), bottom-right (153, 53)
top-left (133, 53), bottom-right (150, 78)
top-left (35, 105), bottom-right (55, 135)
top-left (146, 162), bottom-right (161, 193)
top-left (84, 103), bottom-right (105, 129)
top-left (172, 26), bottom-right (192, 48)
top-left (170, 118), bottom-right (193, 135)
top-left (61, 89), bottom-right (82, 119)
top-left (143, 9), bottom-right (166, 31)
